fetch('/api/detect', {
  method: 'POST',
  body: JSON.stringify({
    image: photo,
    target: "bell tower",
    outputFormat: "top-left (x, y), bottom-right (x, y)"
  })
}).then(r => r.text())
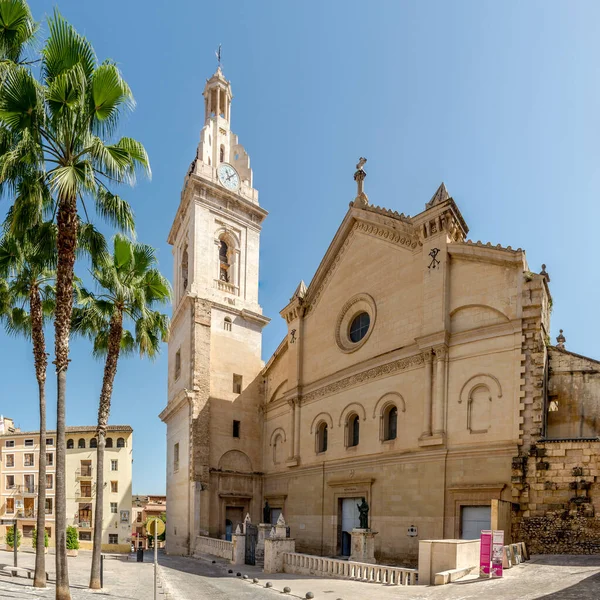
top-left (161, 64), bottom-right (269, 554)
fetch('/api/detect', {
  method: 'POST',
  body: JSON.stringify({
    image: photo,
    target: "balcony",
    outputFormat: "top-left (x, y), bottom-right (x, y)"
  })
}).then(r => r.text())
top-left (15, 509), bottom-right (36, 519)
top-left (214, 279), bottom-right (239, 295)
top-left (16, 485), bottom-right (38, 495)
top-left (76, 467), bottom-right (93, 480)
top-left (77, 521), bottom-right (92, 529)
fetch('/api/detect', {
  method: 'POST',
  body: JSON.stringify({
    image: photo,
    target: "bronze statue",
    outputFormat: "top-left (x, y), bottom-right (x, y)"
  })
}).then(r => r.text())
top-left (263, 501), bottom-right (271, 524)
top-left (357, 497), bottom-right (369, 529)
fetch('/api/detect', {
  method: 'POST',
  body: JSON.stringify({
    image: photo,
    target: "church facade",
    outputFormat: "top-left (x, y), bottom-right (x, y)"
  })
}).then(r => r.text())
top-left (160, 67), bottom-right (600, 563)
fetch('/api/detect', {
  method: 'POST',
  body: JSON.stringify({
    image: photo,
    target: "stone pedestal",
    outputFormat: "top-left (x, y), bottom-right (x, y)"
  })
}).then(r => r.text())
top-left (255, 523), bottom-right (271, 565)
top-left (231, 531), bottom-right (245, 565)
top-left (264, 537), bottom-right (295, 574)
top-left (349, 529), bottom-right (377, 564)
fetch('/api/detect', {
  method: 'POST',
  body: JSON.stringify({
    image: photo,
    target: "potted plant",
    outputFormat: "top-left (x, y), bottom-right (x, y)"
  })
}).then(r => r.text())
top-left (66, 526), bottom-right (79, 557)
top-left (32, 528), bottom-right (49, 554)
top-left (5, 525), bottom-right (21, 551)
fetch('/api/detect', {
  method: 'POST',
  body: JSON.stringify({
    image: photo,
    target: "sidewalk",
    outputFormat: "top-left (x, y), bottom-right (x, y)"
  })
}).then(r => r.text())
top-left (0, 549), bottom-right (160, 599)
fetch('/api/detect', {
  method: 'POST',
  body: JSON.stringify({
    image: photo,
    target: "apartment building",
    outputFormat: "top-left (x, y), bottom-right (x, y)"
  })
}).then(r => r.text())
top-left (0, 421), bottom-right (133, 553)
top-left (132, 494), bottom-right (166, 549)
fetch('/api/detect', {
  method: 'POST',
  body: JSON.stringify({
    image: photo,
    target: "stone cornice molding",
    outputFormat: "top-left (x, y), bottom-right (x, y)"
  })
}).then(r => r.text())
top-left (354, 219), bottom-right (418, 252)
top-left (449, 243), bottom-right (526, 268)
top-left (159, 389), bottom-right (194, 423)
top-left (302, 353), bottom-right (424, 405)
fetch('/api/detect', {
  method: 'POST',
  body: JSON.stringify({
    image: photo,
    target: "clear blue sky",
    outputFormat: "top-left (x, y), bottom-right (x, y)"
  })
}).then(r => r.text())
top-left (2, 1), bottom-right (599, 494)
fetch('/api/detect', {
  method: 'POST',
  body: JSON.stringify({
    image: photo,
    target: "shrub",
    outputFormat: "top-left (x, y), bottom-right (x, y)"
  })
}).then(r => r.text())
top-left (32, 528), bottom-right (49, 549)
top-left (66, 526), bottom-right (79, 550)
top-left (5, 525), bottom-right (21, 548)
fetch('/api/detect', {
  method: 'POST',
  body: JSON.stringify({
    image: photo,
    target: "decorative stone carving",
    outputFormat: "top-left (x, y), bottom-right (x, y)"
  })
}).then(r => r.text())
top-left (302, 354), bottom-right (424, 404)
top-left (334, 293), bottom-right (377, 353)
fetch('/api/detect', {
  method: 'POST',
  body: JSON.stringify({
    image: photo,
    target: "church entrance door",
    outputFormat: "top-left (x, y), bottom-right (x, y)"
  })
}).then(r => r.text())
top-left (225, 506), bottom-right (243, 541)
top-left (340, 498), bottom-right (361, 556)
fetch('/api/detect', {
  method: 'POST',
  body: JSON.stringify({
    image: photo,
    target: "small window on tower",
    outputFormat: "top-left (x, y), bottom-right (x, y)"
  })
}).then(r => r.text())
top-left (181, 245), bottom-right (189, 292)
top-left (220, 145), bottom-right (225, 163)
top-left (233, 420), bottom-right (240, 438)
top-left (175, 349), bottom-right (181, 380)
top-left (219, 241), bottom-right (228, 264)
top-left (224, 317), bottom-right (232, 331)
top-left (233, 374), bottom-right (242, 394)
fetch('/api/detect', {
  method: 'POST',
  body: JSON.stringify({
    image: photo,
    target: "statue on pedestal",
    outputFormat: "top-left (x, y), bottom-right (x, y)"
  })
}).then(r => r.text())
top-left (263, 500), bottom-right (271, 524)
top-left (357, 497), bottom-right (369, 530)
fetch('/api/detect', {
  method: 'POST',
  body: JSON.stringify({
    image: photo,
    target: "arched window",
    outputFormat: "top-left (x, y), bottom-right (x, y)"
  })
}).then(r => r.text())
top-left (105, 437), bottom-right (113, 449)
top-left (219, 241), bottom-right (228, 263)
top-left (78, 438), bottom-right (86, 449)
top-left (90, 438), bottom-right (98, 449)
top-left (348, 414), bottom-right (359, 447)
top-left (181, 245), bottom-right (188, 292)
top-left (66, 439), bottom-right (74, 449)
top-left (384, 406), bottom-right (398, 441)
top-left (117, 438), bottom-right (125, 448)
top-left (220, 145), bottom-right (225, 163)
top-left (316, 422), bottom-right (328, 453)
top-left (224, 317), bottom-right (232, 331)
top-left (468, 385), bottom-right (492, 434)
top-left (273, 434), bottom-right (283, 464)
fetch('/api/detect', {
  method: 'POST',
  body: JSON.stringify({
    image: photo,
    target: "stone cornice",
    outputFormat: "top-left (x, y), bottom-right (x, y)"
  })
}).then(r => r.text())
top-left (449, 242), bottom-right (526, 268)
top-left (301, 353), bottom-right (424, 405)
top-left (159, 389), bottom-right (193, 423)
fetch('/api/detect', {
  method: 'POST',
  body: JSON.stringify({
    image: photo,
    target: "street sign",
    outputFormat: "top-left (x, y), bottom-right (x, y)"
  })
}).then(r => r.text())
top-left (147, 518), bottom-right (165, 537)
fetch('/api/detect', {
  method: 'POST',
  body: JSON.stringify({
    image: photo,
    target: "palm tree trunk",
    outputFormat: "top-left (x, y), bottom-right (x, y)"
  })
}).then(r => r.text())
top-left (90, 311), bottom-right (123, 589)
top-left (30, 286), bottom-right (47, 588)
top-left (54, 196), bottom-right (78, 600)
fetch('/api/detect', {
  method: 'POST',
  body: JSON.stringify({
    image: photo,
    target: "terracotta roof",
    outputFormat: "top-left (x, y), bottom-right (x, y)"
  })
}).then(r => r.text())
top-left (0, 425), bottom-right (133, 437)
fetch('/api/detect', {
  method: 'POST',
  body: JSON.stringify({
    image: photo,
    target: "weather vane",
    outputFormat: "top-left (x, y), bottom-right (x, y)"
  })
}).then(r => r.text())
top-left (216, 44), bottom-right (222, 68)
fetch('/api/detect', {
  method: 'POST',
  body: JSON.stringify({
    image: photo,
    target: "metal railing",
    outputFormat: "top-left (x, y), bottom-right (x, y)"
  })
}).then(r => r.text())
top-left (76, 467), bottom-right (93, 478)
top-left (282, 552), bottom-right (418, 586)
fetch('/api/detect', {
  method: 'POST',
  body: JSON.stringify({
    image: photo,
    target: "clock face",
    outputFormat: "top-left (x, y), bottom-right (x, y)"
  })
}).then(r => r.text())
top-left (217, 164), bottom-right (240, 191)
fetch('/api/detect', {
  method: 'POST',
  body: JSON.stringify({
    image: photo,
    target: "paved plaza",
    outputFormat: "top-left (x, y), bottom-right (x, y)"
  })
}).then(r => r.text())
top-left (0, 550), bottom-right (598, 600)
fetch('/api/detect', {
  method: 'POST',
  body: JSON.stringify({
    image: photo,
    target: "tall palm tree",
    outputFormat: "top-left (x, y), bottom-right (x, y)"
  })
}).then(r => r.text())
top-left (0, 0), bottom-right (37, 77)
top-left (72, 235), bottom-right (169, 589)
top-left (0, 223), bottom-right (55, 589)
top-left (0, 9), bottom-right (147, 598)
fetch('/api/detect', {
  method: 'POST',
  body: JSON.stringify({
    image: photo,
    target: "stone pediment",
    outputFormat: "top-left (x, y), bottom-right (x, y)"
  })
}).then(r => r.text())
top-left (302, 207), bottom-right (420, 315)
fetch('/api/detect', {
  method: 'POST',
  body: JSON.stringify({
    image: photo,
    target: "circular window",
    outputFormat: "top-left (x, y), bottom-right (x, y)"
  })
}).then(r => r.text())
top-left (334, 293), bottom-right (376, 353)
top-left (349, 312), bottom-right (370, 343)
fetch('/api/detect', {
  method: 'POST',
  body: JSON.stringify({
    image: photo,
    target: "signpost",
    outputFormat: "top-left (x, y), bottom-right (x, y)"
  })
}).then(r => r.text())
top-left (147, 518), bottom-right (165, 600)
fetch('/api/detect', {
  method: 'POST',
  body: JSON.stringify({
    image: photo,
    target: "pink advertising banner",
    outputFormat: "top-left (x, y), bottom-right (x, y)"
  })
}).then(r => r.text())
top-left (479, 530), bottom-right (492, 577)
top-left (491, 530), bottom-right (505, 577)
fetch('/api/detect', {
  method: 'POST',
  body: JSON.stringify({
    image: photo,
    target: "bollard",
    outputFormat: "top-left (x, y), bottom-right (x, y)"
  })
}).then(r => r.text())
top-left (137, 548), bottom-right (144, 562)
top-left (100, 554), bottom-right (104, 588)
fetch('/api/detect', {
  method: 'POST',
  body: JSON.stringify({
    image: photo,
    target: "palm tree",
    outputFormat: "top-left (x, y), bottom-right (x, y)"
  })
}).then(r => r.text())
top-left (72, 235), bottom-right (169, 589)
top-left (0, 0), bottom-right (37, 77)
top-left (0, 223), bottom-right (55, 588)
top-left (0, 9), bottom-right (147, 598)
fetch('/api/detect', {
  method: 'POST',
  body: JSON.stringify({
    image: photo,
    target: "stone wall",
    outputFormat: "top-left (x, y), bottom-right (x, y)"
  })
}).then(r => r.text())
top-left (512, 440), bottom-right (600, 554)
top-left (547, 348), bottom-right (600, 439)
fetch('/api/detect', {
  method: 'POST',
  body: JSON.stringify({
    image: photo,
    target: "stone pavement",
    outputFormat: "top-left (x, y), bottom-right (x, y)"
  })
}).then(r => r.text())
top-left (160, 552), bottom-right (600, 600)
top-left (1, 549), bottom-right (598, 600)
top-left (0, 548), bottom-right (156, 599)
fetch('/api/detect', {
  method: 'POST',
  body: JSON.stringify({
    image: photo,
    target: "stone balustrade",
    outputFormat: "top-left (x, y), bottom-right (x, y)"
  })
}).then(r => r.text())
top-left (282, 552), bottom-right (418, 585)
top-left (194, 535), bottom-right (234, 561)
